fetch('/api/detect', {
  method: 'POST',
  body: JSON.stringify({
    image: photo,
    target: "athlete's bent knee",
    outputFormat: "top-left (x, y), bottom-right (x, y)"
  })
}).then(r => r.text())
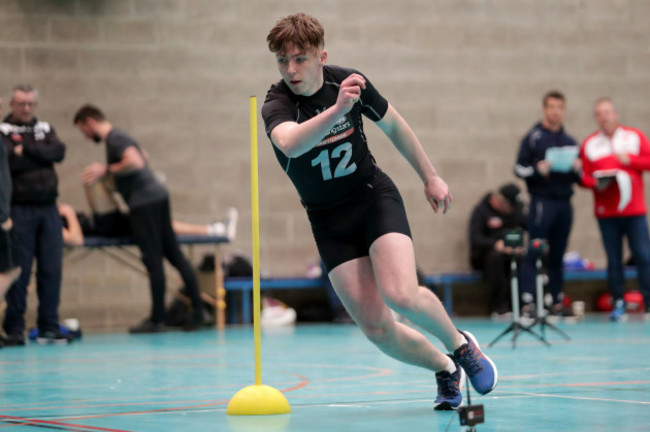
top-left (360, 322), bottom-right (394, 346)
top-left (383, 291), bottom-right (417, 315)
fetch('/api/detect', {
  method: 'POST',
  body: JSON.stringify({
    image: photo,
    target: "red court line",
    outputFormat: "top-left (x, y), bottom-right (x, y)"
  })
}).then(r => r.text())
top-left (0, 401), bottom-right (230, 425)
top-left (1, 398), bottom-right (233, 414)
top-left (281, 373), bottom-right (310, 392)
top-left (14, 372), bottom-right (310, 424)
top-left (146, 364), bottom-right (391, 392)
top-left (0, 415), bottom-right (131, 432)
top-left (0, 372), bottom-right (311, 417)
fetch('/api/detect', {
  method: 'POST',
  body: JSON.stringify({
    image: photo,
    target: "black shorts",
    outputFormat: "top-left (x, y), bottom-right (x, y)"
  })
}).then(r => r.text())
top-left (307, 171), bottom-right (412, 272)
top-left (0, 228), bottom-right (21, 272)
top-left (80, 211), bottom-right (133, 238)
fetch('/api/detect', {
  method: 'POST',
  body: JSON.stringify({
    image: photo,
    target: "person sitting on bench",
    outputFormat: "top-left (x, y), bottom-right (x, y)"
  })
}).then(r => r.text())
top-left (72, 104), bottom-right (230, 333)
top-left (59, 178), bottom-right (237, 247)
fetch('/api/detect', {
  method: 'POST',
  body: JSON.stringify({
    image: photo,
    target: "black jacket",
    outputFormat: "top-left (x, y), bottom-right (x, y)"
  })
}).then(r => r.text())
top-left (469, 193), bottom-right (526, 269)
top-left (0, 115), bottom-right (65, 205)
top-left (0, 135), bottom-right (11, 223)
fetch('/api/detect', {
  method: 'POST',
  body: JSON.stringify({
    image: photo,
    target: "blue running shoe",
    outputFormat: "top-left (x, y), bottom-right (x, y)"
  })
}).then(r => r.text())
top-left (453, 330), bottom-right (498, 395)
top-left (434, 355), bottom-right (465, 411)
top-left (609, 299), bottom-right (627, 322)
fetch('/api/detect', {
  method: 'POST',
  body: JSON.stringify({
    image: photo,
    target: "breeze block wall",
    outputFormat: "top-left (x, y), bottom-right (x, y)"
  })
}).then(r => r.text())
top-left (1, 0), bottom-right (649, 327)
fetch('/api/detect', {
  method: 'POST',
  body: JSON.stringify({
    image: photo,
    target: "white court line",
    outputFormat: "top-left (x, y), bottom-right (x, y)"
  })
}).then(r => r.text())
top-left (155, 389), bottom-right (650, 416)
top-left (507, 391), bottom-right (650, 405)
top-left (504, 366), bottom-right (650, 380)
top-left (155, 398), bottom-right (437, 415)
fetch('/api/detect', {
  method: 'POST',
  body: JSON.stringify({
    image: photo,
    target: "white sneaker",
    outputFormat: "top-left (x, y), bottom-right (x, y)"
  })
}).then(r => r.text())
top-left (207, 207), bottom-right (239, 241)
top-left (261, 296), bottom-right (296, 327)
top-left (223, 207), bottom-right (238, 242)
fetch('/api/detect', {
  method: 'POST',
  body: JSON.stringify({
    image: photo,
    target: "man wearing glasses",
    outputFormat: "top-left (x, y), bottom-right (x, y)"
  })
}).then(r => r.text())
top-left (0, 85), bottom-right (68, 345)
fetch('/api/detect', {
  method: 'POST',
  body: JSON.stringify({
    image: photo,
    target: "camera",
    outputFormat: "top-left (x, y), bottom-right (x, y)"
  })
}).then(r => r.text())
top-left (502, 229), bottom-right (524, 248)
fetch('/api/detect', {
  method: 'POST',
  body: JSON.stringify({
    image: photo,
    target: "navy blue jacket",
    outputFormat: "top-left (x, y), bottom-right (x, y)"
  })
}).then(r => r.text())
top-left (514, 122), bottom-right (580, 200)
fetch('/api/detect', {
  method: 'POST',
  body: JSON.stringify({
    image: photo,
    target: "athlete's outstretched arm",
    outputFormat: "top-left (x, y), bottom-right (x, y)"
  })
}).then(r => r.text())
top-left (271, 74), bottom-right (365, 158)
top-left (376, 104), bottom-right (451, 214)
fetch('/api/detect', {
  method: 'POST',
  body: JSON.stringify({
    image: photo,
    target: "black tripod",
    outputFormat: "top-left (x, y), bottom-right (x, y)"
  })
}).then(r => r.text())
top-left (488, 254), bottom-right (549, 348)
top-left (525, 246), bottom-right (570, 343)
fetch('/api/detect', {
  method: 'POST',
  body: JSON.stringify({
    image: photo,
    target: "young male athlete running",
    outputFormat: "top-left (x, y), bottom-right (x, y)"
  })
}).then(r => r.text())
top-left (261, 13), bottom-right (497, 410)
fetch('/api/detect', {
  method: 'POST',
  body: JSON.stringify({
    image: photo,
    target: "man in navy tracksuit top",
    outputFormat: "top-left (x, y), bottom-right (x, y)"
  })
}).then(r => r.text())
top-left (514, 90), bottom-right (581, 317)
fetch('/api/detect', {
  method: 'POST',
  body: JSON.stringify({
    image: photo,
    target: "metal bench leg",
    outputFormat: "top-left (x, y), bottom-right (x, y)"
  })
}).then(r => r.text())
top-left (214, 244), bottom-right (226, 330)
top-left (242, 288), bottom-right (251, 324)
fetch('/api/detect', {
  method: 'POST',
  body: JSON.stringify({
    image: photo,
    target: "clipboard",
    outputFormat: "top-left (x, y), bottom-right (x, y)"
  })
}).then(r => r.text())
top-left (545, 146), bottom-right (579, 172)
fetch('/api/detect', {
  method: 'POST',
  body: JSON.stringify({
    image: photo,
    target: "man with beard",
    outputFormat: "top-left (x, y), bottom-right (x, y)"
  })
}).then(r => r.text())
top-left (73, 104), bottom-right (207, 333)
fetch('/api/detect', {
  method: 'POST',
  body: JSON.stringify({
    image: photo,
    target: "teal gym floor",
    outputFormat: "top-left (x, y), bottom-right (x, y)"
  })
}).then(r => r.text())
top-left (1, 315), bottom-right (649, 431)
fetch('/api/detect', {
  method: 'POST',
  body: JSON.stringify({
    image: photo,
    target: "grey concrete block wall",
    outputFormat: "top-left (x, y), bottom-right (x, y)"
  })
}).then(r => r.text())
top-left (2, 0), bottom-right (649, 327)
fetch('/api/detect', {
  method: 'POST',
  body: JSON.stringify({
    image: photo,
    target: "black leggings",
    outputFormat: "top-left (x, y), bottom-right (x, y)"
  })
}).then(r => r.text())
top-left (129, 199), bottom-right (202, 323)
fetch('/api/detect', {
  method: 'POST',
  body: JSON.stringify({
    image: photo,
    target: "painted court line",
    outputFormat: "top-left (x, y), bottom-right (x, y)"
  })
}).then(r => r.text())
top-left (0, 415), bottom-right (132, 432)
top-left (514, 391), bottom-right (650, 405)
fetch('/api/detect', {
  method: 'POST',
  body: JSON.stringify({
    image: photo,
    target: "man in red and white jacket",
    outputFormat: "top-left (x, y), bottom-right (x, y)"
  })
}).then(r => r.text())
top-left (579, 97), bottom-right (650, 321)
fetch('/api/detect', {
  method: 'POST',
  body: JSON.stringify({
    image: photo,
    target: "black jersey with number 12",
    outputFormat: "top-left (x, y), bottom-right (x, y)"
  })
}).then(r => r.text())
top-left (262, 65), bottom-right (390, 210)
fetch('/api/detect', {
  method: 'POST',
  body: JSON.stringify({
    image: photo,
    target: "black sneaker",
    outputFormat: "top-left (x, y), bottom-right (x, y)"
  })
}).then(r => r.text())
top-left (2, 333), bottom-right (26, 347)
top-left (182, 313), bottom-right (211, 332)
top-left (549, 303), bottom-right (578, 324)
top-left (36, 330), bottom-right (74, 345)
top-left (129, 319), bottom-right (166, 334)
top-left (433, 355), bottom-right (465, 411)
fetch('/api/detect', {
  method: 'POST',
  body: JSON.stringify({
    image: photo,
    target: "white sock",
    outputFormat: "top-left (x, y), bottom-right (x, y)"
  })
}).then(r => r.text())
top-left (443, 356), bottom-right (457, 374)
top-left (207, 222), bottom-right (226, 236)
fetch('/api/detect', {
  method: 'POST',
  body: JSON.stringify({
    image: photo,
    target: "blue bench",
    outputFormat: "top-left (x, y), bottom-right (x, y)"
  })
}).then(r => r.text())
top-left (224, 276), bottom-right (328, 323)
top-left (424, 268), bottom-right (639, 315)
top-left (223, 272), bottom-right (473, 323)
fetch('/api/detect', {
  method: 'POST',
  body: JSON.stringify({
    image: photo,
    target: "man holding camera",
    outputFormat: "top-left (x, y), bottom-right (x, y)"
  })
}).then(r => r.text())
top-left (514, 90), bottom-right (581, 318)
top-left (469, 183), bottom-right (526, 319)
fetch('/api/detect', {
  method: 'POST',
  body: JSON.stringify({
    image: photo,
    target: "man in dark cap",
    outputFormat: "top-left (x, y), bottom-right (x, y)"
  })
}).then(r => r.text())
top-left (469, 183), bottom-right (526, 319)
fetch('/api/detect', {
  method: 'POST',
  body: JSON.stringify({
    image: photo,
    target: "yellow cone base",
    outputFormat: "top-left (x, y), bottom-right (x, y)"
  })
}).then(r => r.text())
top-left (226, 384), bottom-right (291, 415)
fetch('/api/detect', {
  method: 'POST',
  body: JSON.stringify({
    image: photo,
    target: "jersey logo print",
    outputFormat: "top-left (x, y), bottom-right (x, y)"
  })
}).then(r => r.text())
top-left (318, 113), bottom-right (354, 147)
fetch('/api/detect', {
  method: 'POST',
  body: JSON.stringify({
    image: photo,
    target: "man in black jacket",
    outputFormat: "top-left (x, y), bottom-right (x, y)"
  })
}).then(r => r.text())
top-left (0, 96), bottom-right (21, 324)
top-left (469, 183), bottom-right (526, 319)
top-left (0, 85), bottom-right (67, 345)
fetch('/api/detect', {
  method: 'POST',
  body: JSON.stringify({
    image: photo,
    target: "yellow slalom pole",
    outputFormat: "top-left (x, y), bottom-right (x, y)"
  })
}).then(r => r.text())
top-left (250, 95), bottom-right (262, 386)
top-left (226, 96), bottom-right (290, 416)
